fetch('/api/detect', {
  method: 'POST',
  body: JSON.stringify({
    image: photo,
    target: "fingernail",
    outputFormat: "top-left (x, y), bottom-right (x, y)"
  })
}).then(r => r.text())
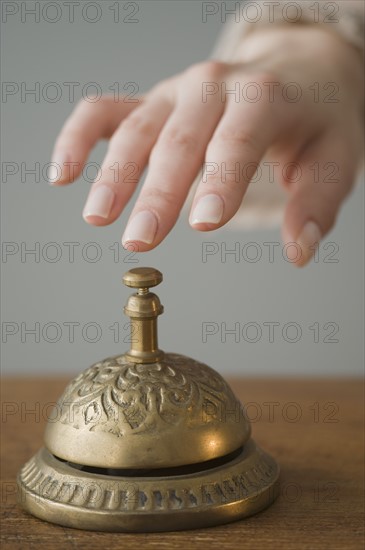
top-left (190, 194), bottom-right (224, 225)
top-left (296, 221), bottom-right (321, 265)
top-left (49, 152), bottom-right (68, 184)
top-left (122, 211), bottom-right (158, 245)
top-left (83, 186), bottom-right (115, 220)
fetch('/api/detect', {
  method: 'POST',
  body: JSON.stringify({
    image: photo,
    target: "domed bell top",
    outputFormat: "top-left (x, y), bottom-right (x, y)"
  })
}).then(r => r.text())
top-left (44, 268), bottom-right (251, 469)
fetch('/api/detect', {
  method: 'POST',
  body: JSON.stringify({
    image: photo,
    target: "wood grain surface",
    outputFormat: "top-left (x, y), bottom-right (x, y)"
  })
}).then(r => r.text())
top-left (1, 377), bottom-right (364, 550)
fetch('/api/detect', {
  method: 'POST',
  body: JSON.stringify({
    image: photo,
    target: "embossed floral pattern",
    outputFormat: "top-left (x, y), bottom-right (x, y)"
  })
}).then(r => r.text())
top-left (57, 353), bottom-right (241, 437)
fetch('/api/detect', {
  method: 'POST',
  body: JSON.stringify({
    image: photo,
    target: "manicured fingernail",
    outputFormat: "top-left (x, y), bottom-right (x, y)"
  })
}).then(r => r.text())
top-left (122, 211), bottom-right (158, 245)
top-left (296, 221), bottom-right (321, 265)
top-left (190, 194), bottom-right (224, 225)
top-left (83, 186), bottom-right (115, 220)
top-left (49, 152), bottom-right (68, 184)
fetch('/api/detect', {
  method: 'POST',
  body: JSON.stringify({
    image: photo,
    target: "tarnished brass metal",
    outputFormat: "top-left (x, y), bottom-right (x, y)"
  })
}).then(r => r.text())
top-left (122, 267), bottom-right (164, 364)
top-left (17, 267), bottom-right (279, 531)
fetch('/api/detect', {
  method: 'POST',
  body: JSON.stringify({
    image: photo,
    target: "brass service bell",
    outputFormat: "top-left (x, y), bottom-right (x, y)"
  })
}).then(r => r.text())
top-left (17, 268), bottom-right (279, 532)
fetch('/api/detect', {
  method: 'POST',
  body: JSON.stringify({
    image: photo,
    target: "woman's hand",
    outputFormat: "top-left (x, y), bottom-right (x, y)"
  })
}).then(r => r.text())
top-left (50, 25), bottom-right (364, 266)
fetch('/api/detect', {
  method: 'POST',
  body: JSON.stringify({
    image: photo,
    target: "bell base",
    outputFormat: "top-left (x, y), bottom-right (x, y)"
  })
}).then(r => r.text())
top-left (17, 439), bottom-right (279, 532)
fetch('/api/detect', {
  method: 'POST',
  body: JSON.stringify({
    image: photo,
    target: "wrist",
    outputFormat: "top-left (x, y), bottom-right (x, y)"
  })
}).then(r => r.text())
top-left (236, 25), bottom-right (363, 90)
top-left (236, 0), bottom-right (364, 60)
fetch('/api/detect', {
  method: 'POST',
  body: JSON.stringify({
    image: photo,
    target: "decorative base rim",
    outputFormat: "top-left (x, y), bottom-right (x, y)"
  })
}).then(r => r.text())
top-left (17, 439), bottom-right (279, 532)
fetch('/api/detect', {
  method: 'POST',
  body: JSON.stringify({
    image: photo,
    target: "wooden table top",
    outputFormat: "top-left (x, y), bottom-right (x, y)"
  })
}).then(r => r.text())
top-left (1, 377), bottom-right (363, 549)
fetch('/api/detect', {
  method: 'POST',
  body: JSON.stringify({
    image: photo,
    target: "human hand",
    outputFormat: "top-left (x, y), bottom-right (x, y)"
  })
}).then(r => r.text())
top-left (50, 25), bottom-right (364, 266)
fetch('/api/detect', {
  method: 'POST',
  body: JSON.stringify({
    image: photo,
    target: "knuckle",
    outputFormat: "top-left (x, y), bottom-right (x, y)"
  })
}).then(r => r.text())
top-left (187, 60), bottom-right (227, 81)
top-left (75, 96), bottom-right (97, 113)
top-left (149, 77), bottom-right (175, 98)
top-left (74, 95), bottom-right (113, 119)
top-left (98, 94), bottom-right (122, 109)
top-left (252, 71), bottom-right (280, 88)
top-left (141, 186), bottom-right (178, 211)
top-left (213, 127), bottom-right (259, 152)
top-left (239, 71), bottom-right (282, 105)
top-left (75, 97), bottom-right (92, 111)
top-left (158, 127), bottom-right (199, 152)
top-left (117, 111), bottom-right (156, 138)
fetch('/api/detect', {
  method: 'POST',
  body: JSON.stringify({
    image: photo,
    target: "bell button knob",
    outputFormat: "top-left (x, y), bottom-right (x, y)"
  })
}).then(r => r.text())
top-left (122, 268), bottom-right (164, 363)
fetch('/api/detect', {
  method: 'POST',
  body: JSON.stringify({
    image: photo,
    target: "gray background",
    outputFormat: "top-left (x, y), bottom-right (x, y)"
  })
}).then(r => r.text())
top-left (1, 1), bottom-right (364, 377)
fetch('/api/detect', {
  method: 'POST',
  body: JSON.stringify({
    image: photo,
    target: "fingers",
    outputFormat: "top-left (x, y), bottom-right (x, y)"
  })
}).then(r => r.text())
top-left (121, 64), bottom-right (225, 250)
top-left (83, 92), bottom-right (173, 226)
top-left (50, 96), bottom-right (138, 185)
top-left (282, 131), bottom-right (359, 267)
top-left (189, 76), bottom-right (279, 231)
